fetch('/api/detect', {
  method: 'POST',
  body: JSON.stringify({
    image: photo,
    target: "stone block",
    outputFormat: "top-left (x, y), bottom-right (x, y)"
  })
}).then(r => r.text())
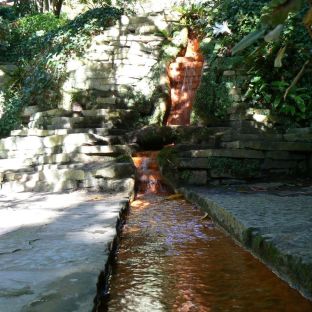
top-left (262, 159), bottom-right (299, 170)
top-left (223, 140), bottom-right (312, 152)
top-left (284, 133), bottom-right (312, 142)
top-left (181, 149), bottom-right (264, 159)
top-left (43, 135), bottom-right (65, 148)
top-left (286, 127), bottom-right (312, 135)
top-left (2, 136), bottom-right (44, 151)
top-left (265, 151), bottom-right (306, 160)
top-left (136, 25), bottom-right (158, 35)
top-left (93, 163), bottom-right (134, 179)
top-left (179, 158), bottom-right (212, 169)
top-left (180, 170), bottom-right (207, 185)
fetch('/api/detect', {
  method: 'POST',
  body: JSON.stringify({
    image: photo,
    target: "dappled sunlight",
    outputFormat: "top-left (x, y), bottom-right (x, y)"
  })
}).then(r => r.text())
top-left (107, 193), bottom-right (312, 312)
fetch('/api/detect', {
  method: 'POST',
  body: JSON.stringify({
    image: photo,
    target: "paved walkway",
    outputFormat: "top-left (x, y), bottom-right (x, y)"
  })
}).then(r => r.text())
top-left (0, 191), bottom-right (128, 312)
top-left (180, 183), bottom-right (312, 301)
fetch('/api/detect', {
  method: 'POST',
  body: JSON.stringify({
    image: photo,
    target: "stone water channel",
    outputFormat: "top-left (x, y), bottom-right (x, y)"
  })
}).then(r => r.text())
top-left (100, 152), bottom-right (312, 312)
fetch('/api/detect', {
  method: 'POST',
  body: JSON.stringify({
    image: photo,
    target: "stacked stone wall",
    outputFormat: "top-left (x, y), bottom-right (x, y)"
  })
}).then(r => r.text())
top-left (61, 11), bottom-right (177, 124)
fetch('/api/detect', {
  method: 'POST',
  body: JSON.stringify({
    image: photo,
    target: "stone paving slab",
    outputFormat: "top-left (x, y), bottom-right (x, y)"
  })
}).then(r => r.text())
top-left (180, 185), bottom-right (312, 301)
top-left (0, 191), bottom-right (129, 312)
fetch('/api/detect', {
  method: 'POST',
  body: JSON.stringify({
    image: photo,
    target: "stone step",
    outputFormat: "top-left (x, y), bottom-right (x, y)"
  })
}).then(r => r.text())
top-left (28, 108), bottom-right (136, 130)
top-left (79, 144), bottom-right (136, 156)
top-left (286, 127), bottom-right (312, 135)
top-left (82, 177), bottom-right (135, 194)
top-left (10, 127), bottom-right (127, 137)
top-left (29, 107), bottom-right (133, 120)
top-left (81, 108), bottom-right (134, 117)
top-left (1, 142), bottom-right (132, 161)
top-left (283, 133), bottom-right (312, 142)
top-left (177, 157), bottom-right (306, 171)
top-left (33, 108), bottom-right (133, 119)
top-left (221, 140), bottom-right (312, 152)
top-left (220, 133), bottom-right (284, 142)
top-left (1, 146), bottom-right (63, 159)
top-left (0, 177), bottom-right (135, 193)
top-left (0, 163), bottom-right (135, 193)
top-left (179, 148), bottom-right (308, 160)
top-left (0, 152), bottom-right (128, 173)
top-left (0, 133), bottom-right (123, 154)
top-left (180, 148), bottom-right (265, 159)
top-left (29, 117), bottom-right (113, 130)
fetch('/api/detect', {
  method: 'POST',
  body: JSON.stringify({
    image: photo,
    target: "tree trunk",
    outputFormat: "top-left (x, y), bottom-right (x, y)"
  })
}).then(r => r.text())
top-left (52, 0), bottom-right (64, 17)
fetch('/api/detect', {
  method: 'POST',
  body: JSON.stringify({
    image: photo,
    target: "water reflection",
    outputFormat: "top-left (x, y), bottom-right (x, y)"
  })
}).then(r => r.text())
top-left (105, 194), bottom-right (312, 312)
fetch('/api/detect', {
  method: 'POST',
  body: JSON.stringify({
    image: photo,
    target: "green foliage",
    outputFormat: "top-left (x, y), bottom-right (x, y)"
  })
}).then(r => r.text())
top-left (0, 7), bottom-right (122, 136)
top-left (1, 13), bottom-right (67, 62)
top-left (242, 7), bottom-right (312, 126)
top-left (0, 17), bottom-right (11, 53)
top-left (78, 0), bottom-right (135, 12)
top-left (174, 1), bottom-right (214, 38)
top-left (192, 0), bottom-right (268, 124)
top-left (192, 0), bottom-right (312, 127)
top-left (79, 0), bottom-right (113, 8)
top-left (0, 6), bottom-right (18, 21)
top-left (157, 146), bottom-right (178, 169)
top-left (0, 92), bottom-right (23, 137)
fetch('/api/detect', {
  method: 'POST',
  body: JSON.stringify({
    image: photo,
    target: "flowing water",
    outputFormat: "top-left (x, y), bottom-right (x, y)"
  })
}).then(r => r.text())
top-left (103, 152), bottom-right (312, 312)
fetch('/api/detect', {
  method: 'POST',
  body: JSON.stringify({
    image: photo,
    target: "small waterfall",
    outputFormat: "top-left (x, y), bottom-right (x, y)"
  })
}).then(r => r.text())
top-left (132, 151), bottom-right (167, 194)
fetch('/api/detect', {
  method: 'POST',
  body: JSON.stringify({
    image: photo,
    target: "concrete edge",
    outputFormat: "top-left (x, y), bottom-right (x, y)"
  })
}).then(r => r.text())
top-left (178, 187), bottom-right (312, 302)
top-left (92, 198), bottom-right (130, 311)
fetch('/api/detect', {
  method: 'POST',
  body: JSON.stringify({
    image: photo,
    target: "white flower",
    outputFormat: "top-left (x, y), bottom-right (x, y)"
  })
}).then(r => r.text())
top-left (212, 21), bottom-right (232, 36)
top-left (35, 30), bottom-right (45, 37)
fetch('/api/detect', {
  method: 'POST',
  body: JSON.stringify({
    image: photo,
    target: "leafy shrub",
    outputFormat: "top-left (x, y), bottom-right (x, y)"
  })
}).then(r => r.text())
top-left (0, 17), bottom-right (11, 53)
top-left (242, 8), bottom-right (312, 126)
top-left (2, 13), bottom-right (67, 62)
top-left (193, 0), bottom-right (269, 123)
top-left (192, 0), bottom-right (312, 127)
top-left (0, 92), bottom-right (23, 137)
top-left (0, 6), bottom-right (18, 21)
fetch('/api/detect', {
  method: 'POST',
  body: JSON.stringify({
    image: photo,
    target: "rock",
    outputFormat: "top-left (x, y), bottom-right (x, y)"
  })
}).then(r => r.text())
top-left (92, 163), bottom-right (135, 179)
top-left (223, 141), bottom-right (312, 152)
top-left (180, 170), bottom-right (207, 185)
top-left (180, 149), bottom-right (265, 159)
top-left (284, 133), bottom-right (312, 142)
top-left (265, 151), bottom-right (306, 160)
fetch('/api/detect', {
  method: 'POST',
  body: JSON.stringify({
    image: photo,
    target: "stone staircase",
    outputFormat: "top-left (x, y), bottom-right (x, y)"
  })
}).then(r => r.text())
top-left (0, 107), bottom-right (137, 194)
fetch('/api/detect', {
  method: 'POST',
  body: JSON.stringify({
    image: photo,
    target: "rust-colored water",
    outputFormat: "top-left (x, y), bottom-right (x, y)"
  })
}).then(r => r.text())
top-left (105, 194), bottom-right (312, 311)
top-left (102, 152), bottom-right (312, 311)
top-left (132, 151), bottom-right (167, 194)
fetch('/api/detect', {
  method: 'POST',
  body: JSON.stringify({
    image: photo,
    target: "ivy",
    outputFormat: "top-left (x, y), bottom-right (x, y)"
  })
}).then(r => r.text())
top-left (0, 7), bottom-right (122, 137)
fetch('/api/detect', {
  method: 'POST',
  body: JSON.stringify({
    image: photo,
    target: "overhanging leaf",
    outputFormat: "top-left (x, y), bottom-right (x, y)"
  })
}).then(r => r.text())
top-left (264, 24), bottom-right (284, 42)
top-left (274, 46), bottom-right (286, 67)
top-left (232, 29), bottom-right (266, 55)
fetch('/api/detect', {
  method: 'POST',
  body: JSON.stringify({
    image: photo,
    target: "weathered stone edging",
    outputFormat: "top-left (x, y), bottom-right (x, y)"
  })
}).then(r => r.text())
top-left (179, 186), bottom-right (312, 302)
top-left (93, 198), bottom-right (130, 312)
